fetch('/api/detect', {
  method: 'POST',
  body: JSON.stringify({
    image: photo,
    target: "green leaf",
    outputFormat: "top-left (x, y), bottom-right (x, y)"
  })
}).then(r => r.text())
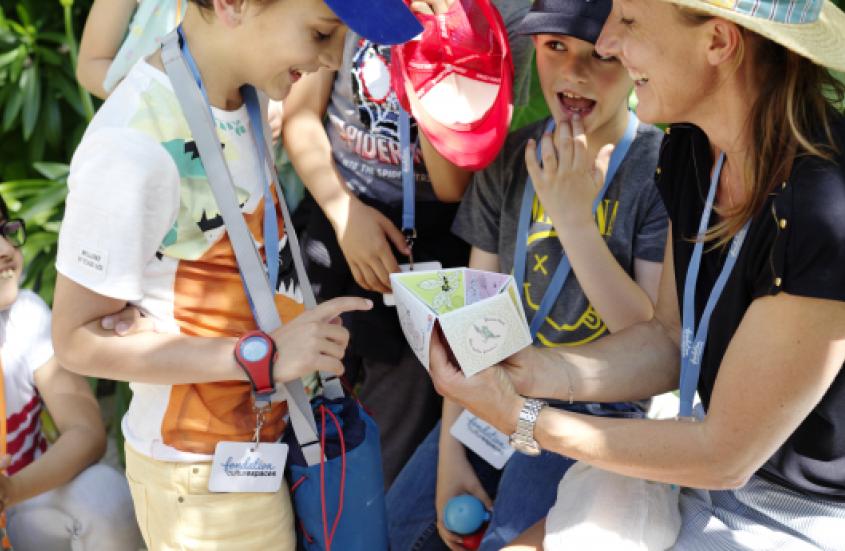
top-left (20, 231), bottom-right (58, 258)
top-left (14, 5), bottom-right (31, 29)
top-left (0, 47), bottom-right (21, 68)
top-left (9, 48), bottom-right (24, 82)
top-left (42, 98), bottom-right (62, 147)
top-left (2, 86), bottom-right (22, 131)
top-left (50, 68), bottom-right (83, 116)
top-left (21, 64), bottom-right (41, 139)
top-left (16, 180), bottom-right (67, 221)
top-left (27, 130), bottom-right (46, 167)
top-left (0, 179), bottom-right (53, 196)
top-left (34, 45), bottom-right (62, 66)
top-left (7, 20), bottom-right (26, 37)
top-left (38, 32), bottom-right (68, 45)
top-left (32, 162), bottom-right (69, 180)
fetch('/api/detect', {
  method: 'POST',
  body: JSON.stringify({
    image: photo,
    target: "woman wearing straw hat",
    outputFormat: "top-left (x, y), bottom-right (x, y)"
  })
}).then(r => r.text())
top-left (427, 0), bottom-right (845, 548)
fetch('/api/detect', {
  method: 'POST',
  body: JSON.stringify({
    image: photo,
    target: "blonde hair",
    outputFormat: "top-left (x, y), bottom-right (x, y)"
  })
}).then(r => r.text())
top-left (675, 7), bottom-right (845, 245)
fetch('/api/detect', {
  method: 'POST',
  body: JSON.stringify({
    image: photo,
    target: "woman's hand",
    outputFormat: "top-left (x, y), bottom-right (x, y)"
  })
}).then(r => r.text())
top-left (329, 196), bottom-right (410, 294)
top-left (499, 345), bottom-right (545, 398)
top-left (428, 327), bottom-right (523, 435)
top-left (525, 115), bottom-right (614, 231)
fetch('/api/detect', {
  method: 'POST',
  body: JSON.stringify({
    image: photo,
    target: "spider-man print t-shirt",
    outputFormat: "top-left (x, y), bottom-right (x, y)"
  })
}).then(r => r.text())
top-left (326, 1), bottom-right (533, 206)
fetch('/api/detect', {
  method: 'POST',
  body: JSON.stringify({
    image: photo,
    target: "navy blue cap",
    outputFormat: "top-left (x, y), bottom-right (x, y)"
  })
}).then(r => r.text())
top-left (514, 0), bottom-right (612, 44)
top-left (325, 0), bottom-right (423, 45)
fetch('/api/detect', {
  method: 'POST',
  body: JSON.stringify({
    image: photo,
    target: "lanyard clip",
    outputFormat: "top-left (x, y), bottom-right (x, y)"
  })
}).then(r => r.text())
top-left (252, 398), bottom-right (271, 450)
top-left (403, 227), bottom-right (417, 270)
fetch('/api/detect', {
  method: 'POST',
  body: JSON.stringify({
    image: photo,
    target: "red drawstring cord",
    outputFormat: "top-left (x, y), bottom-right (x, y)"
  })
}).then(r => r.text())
top-left (290, 475), bottom-right (307, 493)
top-left (319, 404), bottom-right (347, 551)
top-left (339, 377), bottom-right (375, 417)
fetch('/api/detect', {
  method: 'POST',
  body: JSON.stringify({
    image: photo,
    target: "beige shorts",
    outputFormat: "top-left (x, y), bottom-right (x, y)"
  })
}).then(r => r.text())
top-left (124, 443), bottom-right (296, 551)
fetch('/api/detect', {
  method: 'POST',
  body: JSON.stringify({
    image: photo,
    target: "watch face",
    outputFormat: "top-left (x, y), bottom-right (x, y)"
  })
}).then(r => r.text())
top-left (241, 336), bottom-right (269, 362)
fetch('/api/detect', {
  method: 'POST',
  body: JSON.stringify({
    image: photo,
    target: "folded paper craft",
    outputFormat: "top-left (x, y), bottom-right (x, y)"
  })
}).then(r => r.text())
top-left (390, 268), bottom-right (532, 377)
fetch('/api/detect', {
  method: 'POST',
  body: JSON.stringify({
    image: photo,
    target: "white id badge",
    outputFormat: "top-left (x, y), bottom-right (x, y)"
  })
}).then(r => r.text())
top-left (208, 441), bottom-right (288, 493)
top-left (384, 261), bottom-right (442, 306)
top-left (450, 410), bottom-right (515, 470)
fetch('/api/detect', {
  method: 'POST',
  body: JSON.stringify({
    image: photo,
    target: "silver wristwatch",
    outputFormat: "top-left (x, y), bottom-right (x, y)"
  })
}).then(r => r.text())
top-left (509, 398), bottom-right (548, 456)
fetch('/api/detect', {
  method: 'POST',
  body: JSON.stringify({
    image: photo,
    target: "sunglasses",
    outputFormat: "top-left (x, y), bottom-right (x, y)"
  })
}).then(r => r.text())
top-left (0, 219), bottom-right (26, 247)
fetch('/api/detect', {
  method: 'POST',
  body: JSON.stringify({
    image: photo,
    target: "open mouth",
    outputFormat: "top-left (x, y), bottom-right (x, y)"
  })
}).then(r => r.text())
top-left (289, 70), bottom-right (303, 83)
top-left (0, 268), bottom-right (16, 280)
top-left (557, 91), bottom-right (596, 117)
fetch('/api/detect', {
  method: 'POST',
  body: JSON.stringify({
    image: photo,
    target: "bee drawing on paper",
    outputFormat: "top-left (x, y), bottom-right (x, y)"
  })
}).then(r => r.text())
top-left (419, 271), bottom-right (461, 312)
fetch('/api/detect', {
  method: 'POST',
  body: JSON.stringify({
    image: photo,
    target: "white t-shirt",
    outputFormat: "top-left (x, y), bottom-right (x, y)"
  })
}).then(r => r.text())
top-left (57, 60), bottom-right (304, 462)
top-left (1, 290), bottom-right (53, 475)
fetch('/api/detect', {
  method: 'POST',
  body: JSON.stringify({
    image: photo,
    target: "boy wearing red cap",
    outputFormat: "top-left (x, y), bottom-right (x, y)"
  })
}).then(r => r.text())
top-left (387, 0), bottom-right (668, 548)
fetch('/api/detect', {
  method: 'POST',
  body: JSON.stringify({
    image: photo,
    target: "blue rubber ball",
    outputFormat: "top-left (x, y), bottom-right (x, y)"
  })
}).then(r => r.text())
top-left (443, 495), bottom-right (490, 535)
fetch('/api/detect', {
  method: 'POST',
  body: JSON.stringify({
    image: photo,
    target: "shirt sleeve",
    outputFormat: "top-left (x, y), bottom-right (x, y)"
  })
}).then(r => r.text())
top-left (15, 290), bottom-right (54, 378)
top-left (56, 126), bottom-right (181, 301)
top-left (769, 158), bottom-right (845, 302)
top-left (451, 155), bottom-right (508, 254)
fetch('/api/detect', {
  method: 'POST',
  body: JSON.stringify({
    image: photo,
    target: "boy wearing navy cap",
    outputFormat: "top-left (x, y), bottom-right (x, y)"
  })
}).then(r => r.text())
top-left (387, 0), bottom-right (669, 548)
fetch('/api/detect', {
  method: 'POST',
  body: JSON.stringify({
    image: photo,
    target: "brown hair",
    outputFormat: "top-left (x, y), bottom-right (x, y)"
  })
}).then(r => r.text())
top-left (675, 8), bottom-right (845, 245)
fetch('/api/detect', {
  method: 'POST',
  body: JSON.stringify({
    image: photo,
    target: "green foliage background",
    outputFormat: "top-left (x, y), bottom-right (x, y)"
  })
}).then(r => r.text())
top-left (1, 0), bottom-right (95, 304)
top-left (0, 0), bottom-right (843, 458)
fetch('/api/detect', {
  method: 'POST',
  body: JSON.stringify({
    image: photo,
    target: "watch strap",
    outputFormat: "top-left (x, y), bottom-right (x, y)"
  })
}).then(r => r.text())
top-left (235, 330), bottom-right (276, 398)
top-left (511, 398), bottom-right (547, 453)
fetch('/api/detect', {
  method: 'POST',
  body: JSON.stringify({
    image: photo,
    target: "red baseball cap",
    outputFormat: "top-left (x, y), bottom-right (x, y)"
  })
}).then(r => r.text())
top-left (390, 0), bottom-right (514, 171)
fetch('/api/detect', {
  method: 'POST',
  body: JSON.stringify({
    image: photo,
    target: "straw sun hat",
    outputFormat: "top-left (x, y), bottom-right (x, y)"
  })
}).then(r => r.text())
top-left (660, 0), bottom-right (845, 72)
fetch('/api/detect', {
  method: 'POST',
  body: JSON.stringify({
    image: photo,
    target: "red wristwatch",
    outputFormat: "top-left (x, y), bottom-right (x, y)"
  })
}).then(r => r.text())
top-left (234, 330), bottom-right (277, 398)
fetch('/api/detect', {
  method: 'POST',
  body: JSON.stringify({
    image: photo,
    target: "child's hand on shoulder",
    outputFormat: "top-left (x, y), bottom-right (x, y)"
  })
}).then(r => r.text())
top-left (525, 115), bottom-right (614, 231)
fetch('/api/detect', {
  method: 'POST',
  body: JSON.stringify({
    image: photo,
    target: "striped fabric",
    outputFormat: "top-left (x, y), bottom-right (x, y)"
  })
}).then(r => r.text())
top-left (673, 475), bottom-right (845, 550)
top-left (6, 394), bottom-right (48, 476)
top-left (704, 0), bottom-right (823, 23)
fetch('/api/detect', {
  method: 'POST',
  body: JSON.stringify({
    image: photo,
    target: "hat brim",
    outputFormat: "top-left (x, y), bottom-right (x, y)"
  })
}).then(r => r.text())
top-left (404, 69), bottom-right (513, 170)
top-left (325, 0), bottom-right (423, 45)
top-left (390, 0), bottom-right (514, 170)
top-left (660, 0), bottom-right (845, 72)
top-left (514, 12), bottom-right (607, 44)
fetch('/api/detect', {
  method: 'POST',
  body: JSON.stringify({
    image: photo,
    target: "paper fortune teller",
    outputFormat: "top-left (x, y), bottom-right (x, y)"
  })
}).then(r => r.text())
top-left (390, 268), bottom-right (532, 377)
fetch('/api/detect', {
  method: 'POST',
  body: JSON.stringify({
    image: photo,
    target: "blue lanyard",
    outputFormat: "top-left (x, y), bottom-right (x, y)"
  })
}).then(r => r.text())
top-left (399, 108), bottom-right (415, 234)
top-left (177, 26), bottom-right (279, 291)
top-left (678, 153), bottom-right (751, 418)
top-left (514, 112), bottom-right (639, 340)
top-left (399, 108), bottom-right (417, 263)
